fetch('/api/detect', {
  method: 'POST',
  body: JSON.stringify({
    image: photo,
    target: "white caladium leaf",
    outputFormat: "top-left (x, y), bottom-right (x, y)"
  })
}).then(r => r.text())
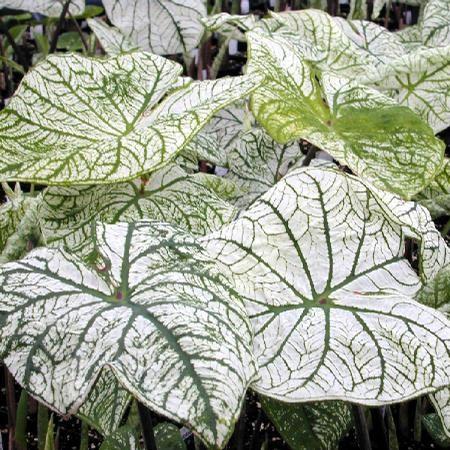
top-left (203, 167), bottom-right (450, 404)
top-left (178, 133), bottom-right (227, 170)
top-left (364, 46), bottom-right (450, 133)
top-left (260, 397), bottom-right (352, 450)
top-left (266, 10), bottom-right (376, 77)
top-left (335, 19), bottom-right (407, 67)
top-left (204, 104), bottom-right (247, 150)
top-left (431, 389), bottom-right (450, 439)
top-left (78, 370), bottom-right (131, 436)
top-left (87, 18), bottom-right (138, 55)
top-left (102, 0), bottom-right (207, 55)
top-left (247, 31), bottom-right (444, 199)
top-left (0, 0), bottom-right (84, 16)
top-left (422, 0), bottom-right (450, 47)
top-left (40, 164), bottom-right (238, 257)
top-left (396, 25), bottom-right (423, 50)
top-left (0, 52), bottom-right (259, 185)
top-left (225, 128), bottom-right (303, 208)
top-left (201, 13), bottom-right (257, 41)
top-left (416, 159), bottom-right (450, 218)
top-left (0, 221), bottom-right (257, 448)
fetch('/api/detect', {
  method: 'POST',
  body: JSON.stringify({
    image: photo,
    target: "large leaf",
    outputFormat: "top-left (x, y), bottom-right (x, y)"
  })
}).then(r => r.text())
top-left (0, 52), bottom-right (259, 185)
top-left (0, 221), bottom-right (257, 448)
top-left (422, 0), bottom-right (450, 47)
top-left (416, 158), bottom-right (450, 218)
top-left (40, 164), bottom-right (237, 257)
top-left (247, 30), bottom-right (444, 199)
top-left (260, 397), bottom-right (352, 450)
top-left (0, 0), bottom-right (84, 16)
top-left (78, 369), bottom-right (131, 436)
top-left (225, 128), bottom-right (303, 208)
top-left (203, 167), bottom-right (450, 403)
top-left (87, 18), bottom-right (138, 55)
top-left (102, 0), bottom-right (207, 55)
top-left (363, 46), bottom-right (450, 133)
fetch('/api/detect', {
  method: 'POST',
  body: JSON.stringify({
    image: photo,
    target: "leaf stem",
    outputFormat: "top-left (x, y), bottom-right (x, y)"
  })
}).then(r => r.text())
top-left (49, 0), bottom-right (72, 54)
top-left (79, 420), bottom-right (89, 450)
top-left (37, 403), bottom-right (49, 450)
top-left (68, 12), bottom-right (89, 52)
top-left (0, 18), bottom-right (28, 71)
top-left (4, 366), bottom-right (17, 450)
top-left (137, 401), bottom-right (157, 450)
top-left (372, 407), bottom-right (389, 450)
top-left (15, 389), bottom-right (28, 450)
top-left (301, 145), bottom-right (317, 167)
top-left (352, 405), bottom-right (372, 450)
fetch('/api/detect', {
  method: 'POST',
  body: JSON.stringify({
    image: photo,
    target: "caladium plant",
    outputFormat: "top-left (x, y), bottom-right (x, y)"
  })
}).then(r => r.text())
top-left (0, 1), bottom-right (450, 449)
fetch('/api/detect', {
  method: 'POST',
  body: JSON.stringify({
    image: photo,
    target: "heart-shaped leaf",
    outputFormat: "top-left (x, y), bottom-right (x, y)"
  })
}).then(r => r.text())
top-left (0, 52), bottom-right (259, 185)
top-left (203, 167), bottom-right (450, 403)
top-left (247, 30), bottom-right (444, 199)
top-left (40, 164), bottom-right (238, 257)
top-left (102, 0), bottom-right (207, 55)
top-left (0, 221), bottom-right (257, 448)
top-left (260, 397), bottom-right (352, 450)
top-left (422, 0), bottom-right (450, 47)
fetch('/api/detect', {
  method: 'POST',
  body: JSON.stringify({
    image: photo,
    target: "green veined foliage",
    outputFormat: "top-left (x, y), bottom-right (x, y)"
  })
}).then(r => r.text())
top-left (415, 159), bottom-right (450, 218)
top-left (0, 0), bottom-right (84, 16)
top-left (260, 396), bottom-right (353, 450)
top-left (40, 163), bottom-right (238, 257)
top-left (0, 51), bottom-right (260, 185)
top-left (0, 221), bottom-right (257, 449)
top-left (102, 0), bottom-right (207, 55)
top-left (87, 18), bottom-right (138, 55)
top-left (225, 128), bottom-right (304, 209)
top-left (202, 167), bottom-right (450, 404)
top-left (77, 369), bottom-right (131, 436)
top-left (422, 0), bottom-right (450, 47)
top-left (247, 30), bottom-right (444, 199)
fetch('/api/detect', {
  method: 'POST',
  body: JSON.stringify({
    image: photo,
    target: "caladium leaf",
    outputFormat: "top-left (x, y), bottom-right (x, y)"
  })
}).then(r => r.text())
top-left (431, 389), bottom-right (450, 439)
top-left (40, 164), bottom-right (238, 257)
top-left (349, 0), bottom-right (367, 19)
top-left (363, 46), bottom-right (450, 133)
top-left (0, 0), bottom-right (84, 16)
top-left (0, 52), bottom-right (259, 185)
top-left (0, 221), bottom-right (257, 449)
top-left (78, 369), bottom-right (131, 436)
top-left (203, 104), bottom-right (247, 150)
top-left (266, 10), bottom-right (376, 77)
top-left (203, 167), bottom-right (450, 404)
top-left (416, 264), bottom-right (450, 312)
top-left (423, 413), bottom-right (450, 447)
top-left (154, 423), bottom-right (187, 450)
top-left (247, 31), bottom-right (444, 199)
top-left (260, 397), bottom-right (352, 450)
top-left (102, 0), bottom-right (207, 55)
top-left (396, 25), bottom-right (422, 50)
top-left (100, 425), bottom-right (139, 450)
top-left (422, 0), bottom-right (450, 47)
top-left (178, 133), bottom-right (227, 170)
top-left (201, 13), bottom-right (257, 41)
top-left (335, 19), bottom-right (407, 67)
top-left (87, 18), bottom-right (138, 55)
top-left (225, 128), bottom-right (303, 208)
top-left (416, 159), bottom-right (450, 218)
top-left (372, 0), bottom-right (422, 19)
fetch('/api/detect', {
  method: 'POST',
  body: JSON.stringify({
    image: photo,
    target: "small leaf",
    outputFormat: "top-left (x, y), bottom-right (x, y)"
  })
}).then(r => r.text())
top-left (87, 18), bottom-right (138, 55)
top-left (247, 31), bottom-right (444, 198)
top-left (260, 396), bottom-right (352, 450)
top-left (102, 0), bottom-right (207, 55)
top-left (203, 167), bottom-right (450, 404)
top-left (0, 222), bottom-right (257, 449)
top-left (416, 264), bottom-right (450, 312)
top-left (423, 413), bottom-right (450, 448)
top-left (154, 423), bottom-right (187, 450)
top-left (0, 52), bottom-right (259, 185)
top-left (225, 128), bottom-right (303, 208)
top-left (100, 425), bottom-right (139, 450)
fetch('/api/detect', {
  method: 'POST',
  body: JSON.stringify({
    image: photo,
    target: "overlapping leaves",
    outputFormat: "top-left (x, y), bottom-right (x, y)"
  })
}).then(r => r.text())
top-left (0, 221), bottom-right (257, 448)
top-left (0, 51), bottom-right (259, 185)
